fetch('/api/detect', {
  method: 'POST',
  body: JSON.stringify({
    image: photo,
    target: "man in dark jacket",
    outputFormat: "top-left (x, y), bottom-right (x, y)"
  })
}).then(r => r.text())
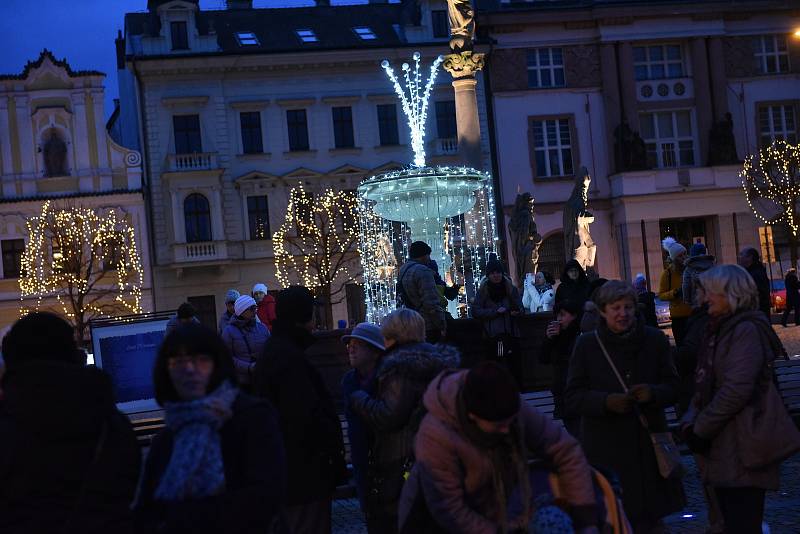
top-left (253, 286), bottom-right (346, 534)
top-left (781, 268), bottom-right (800, 327)
top-left (738, 246), bottom-right (772, 319)
top-left (396, 241), bottom-right (446, 342)
top-left (0, 312), bottom-right (141, 534)
top-left (555, 259), bottom-right (590, 308)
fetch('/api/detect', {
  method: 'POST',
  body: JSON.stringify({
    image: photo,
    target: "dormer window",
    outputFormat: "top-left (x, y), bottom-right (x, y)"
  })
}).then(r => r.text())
top-left (296, 29), bottom-right (318, 43)
top-left (353, 27), bottom-right (377, 40)
top-left (236, 31), bottom-right (259, 46)
top-left (171, 21), bottom-right (189, 50)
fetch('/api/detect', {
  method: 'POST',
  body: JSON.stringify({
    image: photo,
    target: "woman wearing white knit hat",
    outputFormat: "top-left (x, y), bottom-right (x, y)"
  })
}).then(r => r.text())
top-left (221, 294), bottom-right (270, 389)
top-left (252, 283), bottom-right (276, 332)
top-left (658, 237), bottom-right (692, 345)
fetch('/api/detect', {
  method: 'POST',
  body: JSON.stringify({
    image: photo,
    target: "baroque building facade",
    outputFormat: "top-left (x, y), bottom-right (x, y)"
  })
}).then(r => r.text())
top-left (478, 0), bottom-right (800, 286)
top-left (0, 51), bottom-right (152, 332)
top-left (117, 0), bottom-right (492, 328)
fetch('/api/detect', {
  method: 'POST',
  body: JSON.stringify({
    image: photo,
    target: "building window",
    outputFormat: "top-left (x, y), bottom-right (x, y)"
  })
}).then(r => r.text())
top-left (332, 106), bottom-right (355, 149)
top-left (1, 239), bottom-right (24, 279)
top-left (530, 117), bottom-right (574, 177)
top-left (377, 104), bottom-right (399, 145)
top-left (432, 10), bottom-right (449, 38)
top-left (633, 44), bottom-right (684, 81)
top-left (435, 101), bottom-right (457, 139)
top-left (247, 195), bottom-right (271, 240)
top-left (184, 193), bottom-right (212, 243)
top-left (758, 104), bottom-right (797, 146)
top-left (235, 31), bottom-right (259, 46)
top-left (353, 27), bottom-right (377, 40)
top-left (286, 109), bottom-right (309, 151)
top-left (639, 110), bottom-right (695, 168)
top-left (170, 21), bottom-right (189, 50)
top-left (296, 29), bottom-right (318, 43)
top-left (240, 111), bottom-right (263, 154)
top-left (526, 48), bottom-right (565, 88)
top-left (173, 115), bottom-right (202, 154)
top-left (755, 35), bottom-right (790, 74)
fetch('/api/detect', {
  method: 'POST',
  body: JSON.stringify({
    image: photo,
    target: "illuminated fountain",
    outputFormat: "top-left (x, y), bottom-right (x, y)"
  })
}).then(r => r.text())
top-left (357, 53), bottom-right (498, 323)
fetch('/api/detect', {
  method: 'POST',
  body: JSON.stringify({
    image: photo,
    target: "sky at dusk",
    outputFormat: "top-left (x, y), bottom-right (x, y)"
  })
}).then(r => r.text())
top-left (0, 0), bottom-right (358, 119)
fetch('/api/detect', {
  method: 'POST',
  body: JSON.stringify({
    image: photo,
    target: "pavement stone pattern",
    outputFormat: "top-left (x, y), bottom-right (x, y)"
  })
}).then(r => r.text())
top-left (332, 325), bottom-right (800, 533)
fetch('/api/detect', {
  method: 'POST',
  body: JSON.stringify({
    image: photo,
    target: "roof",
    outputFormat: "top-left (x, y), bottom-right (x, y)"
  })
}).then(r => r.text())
top-left (125, 3), bottom-right (419, 58)
top-left (475, 0), bottom-right (795, 14)
top-left (0, 49), bottom-right (105, 80)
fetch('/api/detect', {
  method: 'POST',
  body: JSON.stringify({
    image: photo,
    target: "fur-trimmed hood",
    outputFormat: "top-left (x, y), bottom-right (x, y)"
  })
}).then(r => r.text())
top-left (378, 342), bottom-right (460, 383)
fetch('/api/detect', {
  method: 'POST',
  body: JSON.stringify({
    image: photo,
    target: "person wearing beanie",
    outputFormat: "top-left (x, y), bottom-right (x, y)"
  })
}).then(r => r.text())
top-left (396, 241), bottom-right (446, 342)
top-left (539, 299), bottom-right (583, 437)
top-left (472, 259), bottom-right (524, 387)
top-left (253, 286), bottom-right (346, 534)
top-left (0, 313), bottom-right (141, 533)
top-left (398, 362), bottom-right (597, 533)
top-left (658, 237), bottom-right (691, 345)
top-left (633, 274), bottom-right (658, 328)
top-left (221, 295), bottom-right (270, 389)
top-left (218, 289), bottom-right (241, 333)
top-left (165, 302), bottom-right (200, 336)
top-left (252, 282), bottom-right (277, 331)
top-left (689, 239), bottom-right (707, 257)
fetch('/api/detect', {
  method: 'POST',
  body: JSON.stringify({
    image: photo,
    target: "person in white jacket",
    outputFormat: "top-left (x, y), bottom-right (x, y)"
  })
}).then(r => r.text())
top-left (522, 272), bottom-right (555, 313)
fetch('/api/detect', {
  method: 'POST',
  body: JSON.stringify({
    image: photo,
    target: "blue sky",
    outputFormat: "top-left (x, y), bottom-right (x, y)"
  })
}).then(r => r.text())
top-left (0, 0), bottom-right (340, 119)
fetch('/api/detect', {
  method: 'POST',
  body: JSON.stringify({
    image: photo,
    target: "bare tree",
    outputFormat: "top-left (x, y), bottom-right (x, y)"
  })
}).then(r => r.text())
top-left (19, 201), bottom-right (144, 342)
top-left (273, 187), bottom-right (362, 329)
top-left (742, 140), bottom-right (800, 266)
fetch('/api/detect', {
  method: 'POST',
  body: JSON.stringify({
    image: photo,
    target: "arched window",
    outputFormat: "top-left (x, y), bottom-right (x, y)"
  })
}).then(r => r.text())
top-left (42, 128), bottom-right (68, 177)
top-left (184, 193), bottom-right (212, 243)
top-left (538, 231), bottom-right (565, 283)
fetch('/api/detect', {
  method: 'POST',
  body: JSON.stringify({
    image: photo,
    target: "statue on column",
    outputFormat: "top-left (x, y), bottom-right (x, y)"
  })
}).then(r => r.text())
top-left (447, 0), bottom-right (474, 53)
top-left (508, 192), bottom-right (542, 287)
top-left (43, 129), bottom-right (67, 177)
top-left (563, 166), bottom-right (596, 273)
top-left (708, 112), bottom-right (739, 165)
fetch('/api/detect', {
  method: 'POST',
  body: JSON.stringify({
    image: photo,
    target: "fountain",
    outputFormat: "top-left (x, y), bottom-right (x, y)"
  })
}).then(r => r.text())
top-left (357, 53), bottom-right (498, 323)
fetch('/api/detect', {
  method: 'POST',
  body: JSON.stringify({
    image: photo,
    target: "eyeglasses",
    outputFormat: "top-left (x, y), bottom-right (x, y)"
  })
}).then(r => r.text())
top-left (167, 354), bottom-right (213, 370)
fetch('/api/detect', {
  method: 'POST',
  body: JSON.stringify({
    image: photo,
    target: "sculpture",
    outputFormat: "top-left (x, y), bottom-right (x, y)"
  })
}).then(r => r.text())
top-left (508, 192), bottom-right (542, 286)
top-left (563, 166), bottom-right (596, 271)
top-left (43, 130), bottom-right (67, 177)
top-left (614, 119), bottom-right (648, 172)
top-left (447, 0), bottom-right (475, 53)
top-left (708, 112), bottom-right (739, 166)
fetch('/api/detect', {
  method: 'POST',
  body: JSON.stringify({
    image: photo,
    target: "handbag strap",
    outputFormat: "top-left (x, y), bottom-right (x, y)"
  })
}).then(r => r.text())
top-left (593, 331), bottom-right (651, 431)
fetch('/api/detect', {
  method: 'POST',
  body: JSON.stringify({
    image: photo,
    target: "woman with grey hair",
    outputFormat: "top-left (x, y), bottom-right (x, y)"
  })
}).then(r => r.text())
top-left (680, 264), bottom-right (800, 533)
top-left (566, 280), bottom-right (685, 532)
top-left (349, 309), bottom-right (459, 533)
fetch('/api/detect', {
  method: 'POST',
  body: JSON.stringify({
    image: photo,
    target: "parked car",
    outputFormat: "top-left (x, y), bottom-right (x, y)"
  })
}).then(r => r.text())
top-left (655, 298), bottom-right (671, 327)
top-left (771, 279), bottom-right (786, 312)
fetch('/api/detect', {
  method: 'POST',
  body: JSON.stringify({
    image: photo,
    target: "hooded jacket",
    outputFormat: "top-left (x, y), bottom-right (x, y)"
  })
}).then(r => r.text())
top-left (472, 276), bottom-right (523, 338)
top-left (682, 254), bottom-right (715, 308)
top-left (221, 316), bottom-right (270, 385)
top-left (398, 369), bottom-right (596, 533)
top-left (554, 259), bottom-right (590, 308)
top-left (0, 361), bottom-right (140, 534)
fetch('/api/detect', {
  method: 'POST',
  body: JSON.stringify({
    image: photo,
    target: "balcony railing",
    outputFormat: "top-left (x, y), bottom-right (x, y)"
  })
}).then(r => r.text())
top-left (432, 138), bottom-right (458, 156)
top-left (167, 152), bottom-right (218, 172)
top-left (173, 241), bottom-right (227, 263)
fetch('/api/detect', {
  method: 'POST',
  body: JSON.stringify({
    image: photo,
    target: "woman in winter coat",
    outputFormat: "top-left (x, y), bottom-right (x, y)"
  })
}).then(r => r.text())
top-left (522, 272), bottom-right (555, 313)
top-left (680, 265), bottom-right (800, 533)
top-left (659, 237), bottom-right (692, 346)
top-left (135, 323), bottom-right (287, 534)
top-left (555, 259), bottom-right (590, 308)
top-left (566, 280), bottom-right (685, 532)
top-left (349, 308), bottom-right (460, 534)
top-left (472, 259), bottom-right (524, 385)
top-left (633, 274), bottom-right (658, 328)
top-left (221, 295), bottom-right (270, 389)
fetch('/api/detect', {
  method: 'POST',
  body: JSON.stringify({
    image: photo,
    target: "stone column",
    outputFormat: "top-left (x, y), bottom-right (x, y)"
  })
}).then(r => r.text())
top-left (70, 91), bottom-right (91, 177)
top-left (0, 96), bottom-right (12, 178)
top-left (444, 51), bottom-right (485, 170)
top-left (691, 38), bottom-right (713, 166)
top-left (600, 43), bottom-right (621, 174)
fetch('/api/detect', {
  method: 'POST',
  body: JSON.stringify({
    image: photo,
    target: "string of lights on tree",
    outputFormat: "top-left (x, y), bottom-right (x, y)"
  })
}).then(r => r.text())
top-left (358, 53), bottom-right (499, 323)
top-left (19, 201), bottom-right (144, 337)
top-left (272, 186), bottom-right (362, 307)
top-left (741, 139), bottom-right (800, 235)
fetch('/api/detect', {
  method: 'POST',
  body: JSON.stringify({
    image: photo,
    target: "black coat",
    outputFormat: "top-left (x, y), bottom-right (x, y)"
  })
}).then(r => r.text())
top-left (253, 319), bottom-right (346, 505)
top-left (135, 394), bottom-right (287, 534)
top-left (746, 262), bottom-right (772, 318)
top-left (786, 271), bottom-right (799, 305)
top-left (565, 321), bottom-right (685, 522)
top-left (637, 291), bottom-right (658, 328)
top-left (0, 361), bottom-right (141, 534)
top-left (555, 259), bottom-right (590, 308)
top-left (539, 320), bottom-right (580, 417)
top-left (673, 306), bottom-right (710, 414)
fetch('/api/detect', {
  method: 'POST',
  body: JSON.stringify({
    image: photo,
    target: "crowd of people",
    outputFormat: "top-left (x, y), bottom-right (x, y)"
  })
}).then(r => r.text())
top-left (1, 238), bottom-right (800, 534)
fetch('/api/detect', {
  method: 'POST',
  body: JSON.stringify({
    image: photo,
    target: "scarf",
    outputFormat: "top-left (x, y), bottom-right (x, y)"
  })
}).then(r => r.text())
top-left (535, 282), bottom-right (553, 296)
top-left (154, 381), bottom-right (239, 501)
top-left (456, 387), bottom-right (530, 534)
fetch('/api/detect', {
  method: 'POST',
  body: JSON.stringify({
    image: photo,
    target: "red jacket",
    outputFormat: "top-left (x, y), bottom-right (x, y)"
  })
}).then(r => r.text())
top-left (257, 294), bottom-right (276, 331)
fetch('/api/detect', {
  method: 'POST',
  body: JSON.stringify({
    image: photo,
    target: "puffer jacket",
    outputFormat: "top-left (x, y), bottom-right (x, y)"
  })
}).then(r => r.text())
top-left (658, 264), bottom-right (692, 320)
top-left (398, 369), bottom-right (597, 534)
top-left (221, 317), bottom-right (270, 384)
top-left (397, 261), bottom-right (446, 333)
top-left (682, 254), bottom-right (715, 307)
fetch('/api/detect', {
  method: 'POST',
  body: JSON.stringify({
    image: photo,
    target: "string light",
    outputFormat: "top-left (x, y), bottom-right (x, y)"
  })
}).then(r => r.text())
top-left (272, 187), bottom-right (362, 308)
top-left (19, 200), bottom-right (144, 338)
top-left (741, 140), bottom-right (800, 235)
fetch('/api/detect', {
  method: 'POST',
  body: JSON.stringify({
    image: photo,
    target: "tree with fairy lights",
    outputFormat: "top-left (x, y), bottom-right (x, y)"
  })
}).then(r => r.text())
top-left (741, 140), bottom-right (800, 265)
top-left (273, 187), bottom-right (361, 329)
top-left (19, 201), bottom-right (144, 342)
